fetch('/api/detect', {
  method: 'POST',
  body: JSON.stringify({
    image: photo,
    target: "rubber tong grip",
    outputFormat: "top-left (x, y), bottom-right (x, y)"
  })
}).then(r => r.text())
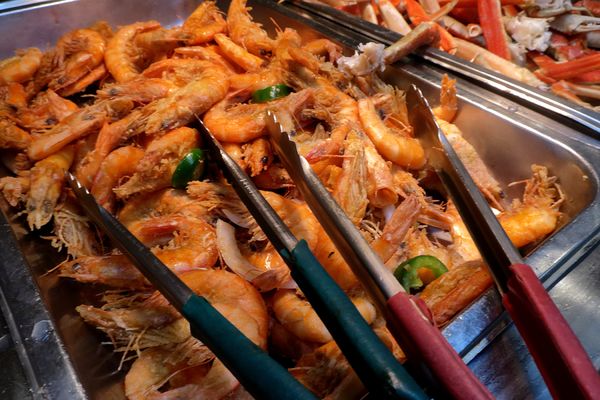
top-left (182, 295), bottom-right (317, 400)
top-left (502, 263), bottom-right (600, 400)
top-left (290, 240), bottom-right (427, 400)
top-left (387, 291), bottom-right (494, 399)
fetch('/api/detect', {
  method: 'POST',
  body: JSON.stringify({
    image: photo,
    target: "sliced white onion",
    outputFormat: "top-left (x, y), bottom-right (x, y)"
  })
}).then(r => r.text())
top-left (221, 209), bottom-right (250, 228)
top-left (382, 204), bottom-right (396, 223)
top-left (216, 219), bottom-right (264, 281)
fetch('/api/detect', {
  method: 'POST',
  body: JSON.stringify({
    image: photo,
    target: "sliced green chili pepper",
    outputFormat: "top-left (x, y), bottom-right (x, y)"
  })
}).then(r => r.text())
top-left (172, 148), bottom-right (205, 189)
top-left (252, 84), bottom-right (292, 103)
top-left (394, 255), bottom-right (448, 293)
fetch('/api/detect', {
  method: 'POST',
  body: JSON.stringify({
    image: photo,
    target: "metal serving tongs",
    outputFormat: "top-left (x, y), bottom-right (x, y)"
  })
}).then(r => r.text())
top-left (195, 119), bottom-right (428, 399)
top-left (65, 172), bottom-right (317, 400)
top-left (266, 111), bottom-right (493, 400)
top-left (404, 85), bottom-right (600, 399)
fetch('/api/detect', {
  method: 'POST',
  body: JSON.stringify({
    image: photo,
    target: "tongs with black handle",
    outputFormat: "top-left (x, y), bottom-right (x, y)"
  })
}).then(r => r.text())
top-left (195, 120), bottom-right (427, 400)
top-left (405, 85), bottom-right (600, 399)
top-left (66, 173), bottom-right (317, 400)
top-left (266, 111), bottom-right (493, 400)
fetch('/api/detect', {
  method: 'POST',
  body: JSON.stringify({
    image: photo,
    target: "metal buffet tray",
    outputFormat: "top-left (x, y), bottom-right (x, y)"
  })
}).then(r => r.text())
top-left (285, 0), bottom-right (600, 137)
top-left (0, 0), bottom-right (599, 398)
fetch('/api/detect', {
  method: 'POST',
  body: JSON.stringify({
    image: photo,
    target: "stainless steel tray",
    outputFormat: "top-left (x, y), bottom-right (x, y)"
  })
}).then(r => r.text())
top-left (284, 0), bottom-right (600, 137)
top-left (0, 0), bottom-right (599, 399)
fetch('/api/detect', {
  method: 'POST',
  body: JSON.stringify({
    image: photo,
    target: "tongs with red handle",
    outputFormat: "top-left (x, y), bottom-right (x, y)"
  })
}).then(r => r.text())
top-left (266, 111), bottom-right (493, 400)
top-left (405, 85), bottom-right (600, 399)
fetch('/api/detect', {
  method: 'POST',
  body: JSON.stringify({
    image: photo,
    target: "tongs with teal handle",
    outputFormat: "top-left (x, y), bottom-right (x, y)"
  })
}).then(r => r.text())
top-left (406, 85), bottom-right (600, 400)
top-left (65, 172), bottom-right (316, 400)
top-left (195, 120), bottom-right (427, 399)
top-left (266, 110), bottom-right (494, 400)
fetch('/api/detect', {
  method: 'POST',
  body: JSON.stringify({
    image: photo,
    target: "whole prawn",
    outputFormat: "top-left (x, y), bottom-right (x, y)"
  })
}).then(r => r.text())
top-left (0, 48), bottom-right (42, 85)
top-left (50, 28), bottom-right (106, 92)
top-left (203, 88), bottom-right (312, 143)
top-left (226, 0), bottom-right (276, 56)
top-left (113, 127), bottom-right (200, 198)
top-left (26, 145), bottom-right (75, 230)
top-left (105, 21), bottom-right (162, 82)
top-left (142, 61), bottom-right (230, 135)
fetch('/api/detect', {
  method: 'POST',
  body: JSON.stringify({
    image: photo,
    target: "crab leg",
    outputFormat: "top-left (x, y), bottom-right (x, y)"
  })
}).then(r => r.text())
top-left (535, 53), bottom-right (600, 80)
top-left (405, 0), bottom-right (456, 51)
top-left (555, 80), bottom-right (600, 100)
top-left (378, 0), bottom-right (413, 34)
top-left (477, 0), bottom-right (511, 59)
top-left (550, 81), bottom-right (598, 109)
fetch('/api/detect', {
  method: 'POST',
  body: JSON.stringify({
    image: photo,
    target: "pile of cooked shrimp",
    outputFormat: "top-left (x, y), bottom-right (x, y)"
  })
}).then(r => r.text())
top-left (0, 0), bottom-right (564, 398)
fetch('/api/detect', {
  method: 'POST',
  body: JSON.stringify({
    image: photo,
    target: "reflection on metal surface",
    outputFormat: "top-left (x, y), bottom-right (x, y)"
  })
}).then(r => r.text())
top-left (0, 0), bottom-right (598, 399)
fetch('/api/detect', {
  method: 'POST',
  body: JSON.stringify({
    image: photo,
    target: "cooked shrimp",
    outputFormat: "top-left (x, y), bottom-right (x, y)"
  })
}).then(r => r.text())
top-left (302, 39), bottom-right (343, 62)
top-left (124, 270), bottom-right (268, 399)
top-left (26, 145), bottom-right (75, 230)
top-left (405, 227), bottom-right (454, 269)
top-left (364, 142), bottom-right (399, 208)
top-left (261, 191), bottom-right (321, 246)
top-left (333, 131), bottom-right (368, 225)
top-left (358, 97), bottom-right (426, 169)
top-left (27, 98), bottom-right (133, 161)
top-left (312, 230), bottom-right (360, 290)
top-left (437, 119), bottom-right (504, 210)
top-left (90, 146), bottom-right (145, 212)
top-left (181, 1), bottom-right (227, 45)
top-left (47, 197), bottom-right (99, 257)
top-left (96, 77), bottom-right (175, 103)
top-left (215, 191), bottom-right (320, 287)
top-left (229, 65), bottom-right (286, 92)
top-left (113, 127), bottom-right (199, 198)
top-left (272, 289), bottom-right (376, 344)
top-left (243, 137), bottom-right (272, 176)
top-left (291, 340), bottom-right (365, 400)
top-left (60, 255), bottom-right (149, 289)
top-left (445, 200), bottom-right (481, 263)
top-left (0, 175), bottom-right (30, 207)
top-left (227, 0), bottom-right (276, 56)
top-left (105, 21), bottom-right (162, 82)
top-left (128, 215), bottom-right (219, 272)
top-left (214, 32), bottom-right (265, 71)
top-left (26, 49), bottom-right (58, 96)
top-left (88, 20), bottom-right (114, 41)
top-left (0, 48), bottom-right (42, 85)
top-left (174, 45), bottom-right (239, 74)
top-left (142, 61), bottom-right (230, 135)
top-left (203, 88), bottom-right (312, 142)
top-left (118, 188), bottom-right (209, 228)
top-left (143, 58), bottom-right (220, 87)
top-left (49, 28), bottom-right (106, 91)
top-left (420, 260), bottom-right (493, 326)
top-left (222, 141), bottom-right (246, 170)
top-left (88, 108), bottom-right (146, 168)
top-left (4, 82), bottom-right (28, 109)
top-left (391, 166), bottom-right (452, 230)
top-left (0, 118), bottom-right (31, 150)
top-left (285, 53), bottom-right (358, 126)
top-left (498, 165), bottom-right (563, 248)
top-left (58, 63), bottom-right (107, 97)
top-left (252, 164), bottom-right (294, 190)
top-left (371, 196), bottom-right (421, 265)
top-left (18, 89), bottom-right (78, 130)
top-left (433, 74), bottom-right (458, 122)
top-left (0, 151), bottom-right (32, 175)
